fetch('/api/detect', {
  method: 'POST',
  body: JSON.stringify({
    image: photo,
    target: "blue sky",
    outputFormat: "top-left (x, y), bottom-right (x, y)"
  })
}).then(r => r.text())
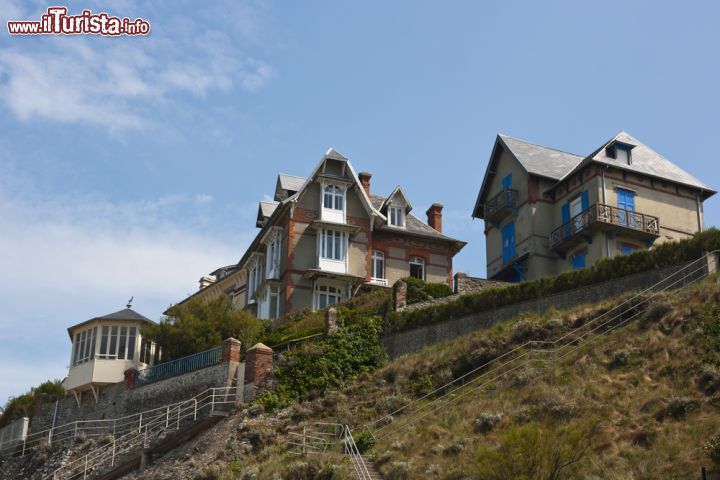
top-left (1, 0), bottom-right (719, 404)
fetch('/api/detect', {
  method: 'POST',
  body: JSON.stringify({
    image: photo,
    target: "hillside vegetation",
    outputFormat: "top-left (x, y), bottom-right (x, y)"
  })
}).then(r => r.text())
top-left (117, 274), bottom-right (720, 480)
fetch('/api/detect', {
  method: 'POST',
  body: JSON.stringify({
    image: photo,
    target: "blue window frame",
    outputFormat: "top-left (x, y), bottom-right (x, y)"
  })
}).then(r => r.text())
top-left (502, 173), bottom-right (512, 189)
top-left (502, 221), bottom-right (516, 262)
top-left (617, 188), bottom-right (635, 212)
top-left (571, 251), bottom-right (586, 270)
top-left (620, 245), bottom-right (635, 256)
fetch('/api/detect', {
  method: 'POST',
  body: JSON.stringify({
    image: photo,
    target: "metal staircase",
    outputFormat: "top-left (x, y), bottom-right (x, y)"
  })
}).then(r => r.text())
top-left (45, 387), bottom-right (236, 480)
top-left (367, 252), bottom-right (718, 442)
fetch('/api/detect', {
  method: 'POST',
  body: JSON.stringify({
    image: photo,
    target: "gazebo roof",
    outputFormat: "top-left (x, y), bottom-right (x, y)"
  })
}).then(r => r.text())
top-left (67, 308), bottom-right (155, 339)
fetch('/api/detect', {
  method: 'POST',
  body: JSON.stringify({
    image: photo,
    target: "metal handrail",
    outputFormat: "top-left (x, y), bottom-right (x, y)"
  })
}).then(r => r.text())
top-left (136, 346), bottom-right (222, 386)
top-left (47, 387), bottom-right (236, 480)
top-left (549, 203), bottom-right (660, 248)
top-left (368, 252), bottom-right (716, 440)
top-left (484, 188), bottom-right (519, 218)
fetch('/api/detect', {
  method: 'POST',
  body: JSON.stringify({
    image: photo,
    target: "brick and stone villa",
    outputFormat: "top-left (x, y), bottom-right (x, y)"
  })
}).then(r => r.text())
top-left (174, 148), bottom-right (466, 320)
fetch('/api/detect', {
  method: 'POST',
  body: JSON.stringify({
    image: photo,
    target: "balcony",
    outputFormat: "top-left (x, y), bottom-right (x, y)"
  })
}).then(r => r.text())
top-left (484, 189), bottom-right (518, 224)
top-left (549, 203), bottom-right (660, 251)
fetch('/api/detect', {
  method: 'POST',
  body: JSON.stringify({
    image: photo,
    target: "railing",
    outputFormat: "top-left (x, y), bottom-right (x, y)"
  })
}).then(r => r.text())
top-left (287, 422), bottom-right (373, 480)
top-left (369, 278), bottom-right (388, 287)
top-left (136, 346), bottom-right (222, 386)
top-left (549, 203), bottom-right (660, 248)
top-left (46, 387), bottom-right (236, 480)
top-left (484, 188), bottom-right (518, 219)
top-left (367, 252), bottom-right (716, 442)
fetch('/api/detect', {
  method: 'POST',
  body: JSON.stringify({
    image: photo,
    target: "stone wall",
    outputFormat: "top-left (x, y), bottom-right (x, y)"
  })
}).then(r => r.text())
top-left (28, 361), bottom-right (238, 436)
top-left (0, 417), bottom-right (29, 450)
top-left (382, 261), bottom-right (702, 358)
top-left (454, 273), bottom-right (507, 295)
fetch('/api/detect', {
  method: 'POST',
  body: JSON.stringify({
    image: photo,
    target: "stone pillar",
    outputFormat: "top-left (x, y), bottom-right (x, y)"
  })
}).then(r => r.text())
top-left (325, 307), bottom-right (338, 335)
top-left (454, 272), bottom-right (466, 294)
top-left (395, 280), bottom-right (407, 311)
top-left (221, 337), bottom-right (242, 363)
top-left (124, 368), bottom-right (137, 389)
top-left (244, 343), bottom-right (274, 385)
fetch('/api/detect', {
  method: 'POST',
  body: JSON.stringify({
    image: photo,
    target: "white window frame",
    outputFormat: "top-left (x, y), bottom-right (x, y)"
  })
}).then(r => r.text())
top-left (96, 325), bottom-right (137, 361)
top-left (320, 182), bottom-right (346, 223)
top-left (318, 228), bottom-right (348, 273)
top-left (371, 250), bottom-right (385, 283)
top-left (389, 206), bottom-right (405, 227)
top-left (314, 283), bottom-right (343, 310)
top-left (409, 256), bottom-right (425, 280)
top-left (72, 326), bottom-right (97, 367)
top-left (266, 232), bottom-right (282, 279)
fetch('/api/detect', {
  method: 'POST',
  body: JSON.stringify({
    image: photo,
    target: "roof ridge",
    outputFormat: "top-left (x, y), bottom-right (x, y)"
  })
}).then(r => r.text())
top-left (499, 133), bottom-right (583, 158)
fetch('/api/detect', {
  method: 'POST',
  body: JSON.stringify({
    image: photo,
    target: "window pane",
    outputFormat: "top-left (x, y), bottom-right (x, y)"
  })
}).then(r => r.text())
top-left (127, 327), bottom-right (136, 360)
top-left (334, 231), bottom-right (341, 260)
top-left (100, 326), bottom-right (109, 355)
top-left (89, 328), bottom-right (96, 359)
top-left (318, 293), bottom-right (327, 309)
top-left (118, 327), bottom-right (127, 360)
top-left (328, 295), bottom-right (337, 305)
top-left (335, 192), bottom-right (343, 210)
top-left (73, 333), bottom-right (81, 366)
top-left (109, 326), bottom-right (118, 356)
top-left (80, 330), bottom-right (87, 363)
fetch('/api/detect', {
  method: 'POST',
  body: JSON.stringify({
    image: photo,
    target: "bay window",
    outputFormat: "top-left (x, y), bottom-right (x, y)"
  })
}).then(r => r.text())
top-left (320, 229), bottom-right (347, 261)
top-left (97, 325), bottom-right (137, 360)
top-left (323, 185), bottom-right (345, 210)
top-left (316, 284), bottom-right (342, 309)
top-left (266, 233), bottom-right (281, 279)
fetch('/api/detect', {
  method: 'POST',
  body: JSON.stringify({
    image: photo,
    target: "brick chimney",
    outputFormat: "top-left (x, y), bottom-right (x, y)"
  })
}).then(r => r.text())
top-left (359, 172), bottom-right (372, 195)
top-left (426, 203), bottom-right (444, 233)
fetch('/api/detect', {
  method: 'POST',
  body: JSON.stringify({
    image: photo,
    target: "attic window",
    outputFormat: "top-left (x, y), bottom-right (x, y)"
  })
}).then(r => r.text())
top-left (389, 206), bottom-right (405, 227)
top-left (607, 142), bottom-right (633, 165)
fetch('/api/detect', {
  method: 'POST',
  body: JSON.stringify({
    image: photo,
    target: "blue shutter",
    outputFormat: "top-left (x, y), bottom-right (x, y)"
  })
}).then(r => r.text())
top-left (625, 191), bottom-right (635, 212)
top-left (502, 222), bottom-right (516, 262)
top-left (562, 203), bottom-right (570, 223)
top-left (502, 174), bottom-right (512, 189)
top-left (572, 252), bottom-right (586, 270)
top-left (581, 191), bottom-right (589, 210)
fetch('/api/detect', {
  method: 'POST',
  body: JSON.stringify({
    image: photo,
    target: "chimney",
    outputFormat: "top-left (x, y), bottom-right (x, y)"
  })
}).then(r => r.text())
top-left (359, 172), bottom-right (372, 195)
top-left (426, 203), bottom-right (444, 233)
top-left (199, 275), bottom-right (215, 290)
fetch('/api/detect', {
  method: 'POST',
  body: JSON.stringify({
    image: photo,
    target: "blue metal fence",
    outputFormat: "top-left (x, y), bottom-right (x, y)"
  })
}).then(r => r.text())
top-left (136, 346), bottom-right (222, 386)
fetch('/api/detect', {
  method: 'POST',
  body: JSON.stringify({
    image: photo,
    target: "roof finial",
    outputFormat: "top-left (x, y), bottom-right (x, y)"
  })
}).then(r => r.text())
top-left (126, 296), bottom-right (134, 309)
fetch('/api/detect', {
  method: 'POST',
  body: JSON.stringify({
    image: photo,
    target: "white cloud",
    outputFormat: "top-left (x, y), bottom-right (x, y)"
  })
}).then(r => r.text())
top-left (0, 0), bottom-right (273, 130)
top-left (0, 172), bottom-right (257, 404)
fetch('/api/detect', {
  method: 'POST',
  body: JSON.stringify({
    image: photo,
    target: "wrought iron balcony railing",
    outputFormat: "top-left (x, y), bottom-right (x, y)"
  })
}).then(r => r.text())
top-left (484, 188), bottom-right (519, 220)
top-left (549, 203), bottom-right (660, 249)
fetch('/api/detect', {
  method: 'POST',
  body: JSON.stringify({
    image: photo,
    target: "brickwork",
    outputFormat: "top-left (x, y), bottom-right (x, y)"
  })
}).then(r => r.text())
top-left (221, 337), bottom-right (242, 363)
top-left (426, 203), bottom-right (443, 233)
top-left (244, 343), bottom-right (274, 385)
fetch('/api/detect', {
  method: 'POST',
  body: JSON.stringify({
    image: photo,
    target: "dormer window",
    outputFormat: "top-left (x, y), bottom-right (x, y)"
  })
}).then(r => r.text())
top-left (606, 142), bottom-right (634, 165)
top-left (389, 206), bottom-right (405, 227)
top-left (323, 185), bottom-right (345, 211)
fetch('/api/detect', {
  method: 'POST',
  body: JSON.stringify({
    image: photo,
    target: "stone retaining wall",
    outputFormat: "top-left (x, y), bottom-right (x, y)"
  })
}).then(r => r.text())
top-left (382, 261), bottom-right (703, 358)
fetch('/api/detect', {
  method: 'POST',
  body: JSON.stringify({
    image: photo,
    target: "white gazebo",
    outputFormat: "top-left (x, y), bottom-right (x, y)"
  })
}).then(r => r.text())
top-left (63, 307), bottom-right (158, 404)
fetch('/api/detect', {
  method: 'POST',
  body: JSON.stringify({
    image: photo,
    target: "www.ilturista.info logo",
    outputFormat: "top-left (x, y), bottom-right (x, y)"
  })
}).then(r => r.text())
top-left (7, 7), bottom-right (150, 36)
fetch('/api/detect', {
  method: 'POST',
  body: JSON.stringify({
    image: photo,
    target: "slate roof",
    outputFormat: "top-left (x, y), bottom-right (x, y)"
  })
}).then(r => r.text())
top-left (68, 308), bottom-right (155, 338)
top-left (370, 194), bottom-right (465, 245)
top-left (550, 131), bottom-right (714, 194)
top-left (499, 134), bottom-right (584, 180)
top-left (259, 201), bottom-right (279, 218)
top-left (277, 174), bottom-right (306, 193)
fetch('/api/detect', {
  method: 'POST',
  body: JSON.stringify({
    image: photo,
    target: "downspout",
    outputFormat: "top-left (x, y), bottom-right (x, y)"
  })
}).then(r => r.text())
top-left (697, 192), bottom-right (703, 232)
top-left (601, 168), bottom-right (609, 256)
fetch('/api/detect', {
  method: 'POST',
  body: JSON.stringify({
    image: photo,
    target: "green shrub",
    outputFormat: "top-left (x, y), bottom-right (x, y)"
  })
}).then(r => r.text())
top-left (0, 380), bottom-right (65, 428)
top-left (354, 429), bottom-right (376, 453)
top-left (704, 434), bottom-right (720, 465)
top-left (387, 229), bottom-right (720, 334)
top-left (257, 316), bottom-right (385, 410)
top-left (395, 276), bottom-right (453, 305)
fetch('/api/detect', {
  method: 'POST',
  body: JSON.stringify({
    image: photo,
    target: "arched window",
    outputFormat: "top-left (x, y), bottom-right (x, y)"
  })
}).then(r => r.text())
top-left (409, 256), bottom-right (425, 280)
top-left (372, 250), bottom-right (385, 280)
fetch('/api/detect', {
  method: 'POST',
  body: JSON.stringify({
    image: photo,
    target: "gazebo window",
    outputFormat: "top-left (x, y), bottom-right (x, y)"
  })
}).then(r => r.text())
top-left (97, 325), bottom-right (137, 360)
top-left (72, 327), bottom-right (97, 366)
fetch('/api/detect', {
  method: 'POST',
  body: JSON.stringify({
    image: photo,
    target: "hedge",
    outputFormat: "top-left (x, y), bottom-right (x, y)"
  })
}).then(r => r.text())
top-left (394, 276), bottom-right (453, 305)
top-left (386, 229), bottom-right (720, 334)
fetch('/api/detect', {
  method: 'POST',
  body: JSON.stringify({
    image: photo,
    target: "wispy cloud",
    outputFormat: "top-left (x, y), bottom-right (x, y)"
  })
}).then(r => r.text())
top-left (0, 0), bottom-right (273, 130)
top-left (0, 168), bottom-right (257, 404)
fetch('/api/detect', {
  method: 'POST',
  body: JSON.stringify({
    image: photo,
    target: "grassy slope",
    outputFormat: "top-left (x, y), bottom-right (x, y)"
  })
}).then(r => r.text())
top-left (107, 277), bottom-right (720, 479)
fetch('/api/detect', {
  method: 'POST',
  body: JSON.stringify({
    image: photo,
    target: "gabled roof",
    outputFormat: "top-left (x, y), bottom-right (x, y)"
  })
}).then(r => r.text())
top-left (256, 201), bottom-right (279, 227)
top-left (68, 308), bottom-right (155, 338)
top-left (274, 174), bottom-right (306, 201)
top-left (547, 131), bottom-right (715, 197)
top-left (379, 186), bottom-right (413, 213)
top-left (499, 134), bottom-right (584, 180)
top-left (370, 193), bottom-right (465, 249)
top-left (282, 148), bottom-right (386, 221)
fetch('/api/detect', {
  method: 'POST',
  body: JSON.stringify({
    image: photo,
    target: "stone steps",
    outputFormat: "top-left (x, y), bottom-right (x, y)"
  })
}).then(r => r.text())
top-left (360, 455), bottom-right (383, 480)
